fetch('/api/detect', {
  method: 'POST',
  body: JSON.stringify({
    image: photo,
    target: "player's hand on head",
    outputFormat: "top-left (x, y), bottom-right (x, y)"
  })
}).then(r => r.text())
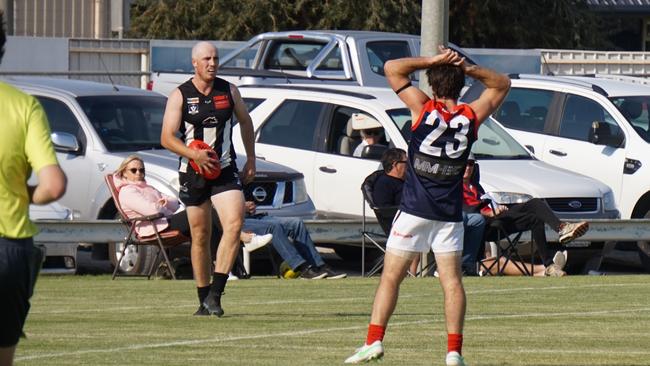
top-left (436, 45), bottom-right (465, 67)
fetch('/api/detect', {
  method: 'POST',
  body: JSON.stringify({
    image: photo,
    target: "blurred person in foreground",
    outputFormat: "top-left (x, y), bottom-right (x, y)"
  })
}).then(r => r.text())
top-left (0, 12), bottom-right (67, 365)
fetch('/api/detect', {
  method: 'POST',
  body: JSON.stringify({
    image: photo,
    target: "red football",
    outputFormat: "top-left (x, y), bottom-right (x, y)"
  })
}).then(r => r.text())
top-left (188, 140), bottom-right (221, 180)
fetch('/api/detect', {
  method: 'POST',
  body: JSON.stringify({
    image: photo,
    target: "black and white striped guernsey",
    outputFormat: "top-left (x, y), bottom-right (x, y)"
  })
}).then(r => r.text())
top-left (177, 77), bottom-right (237, 173)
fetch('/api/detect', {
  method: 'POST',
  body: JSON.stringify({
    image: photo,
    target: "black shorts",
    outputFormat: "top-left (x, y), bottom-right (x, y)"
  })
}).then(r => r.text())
top-left (0, 237), bottom-right (42, 347)
top-left (179, 165), bottom-right (242, 206)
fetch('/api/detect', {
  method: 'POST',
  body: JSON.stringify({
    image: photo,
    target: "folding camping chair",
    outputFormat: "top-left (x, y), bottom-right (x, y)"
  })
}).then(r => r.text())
top-left (479, 217), bottom-right (536, 276)
top-left (360, 170), bottom-right (398, 276)
top-left (360, 170), bottom-right (433, 276)
top-left (468, 163), bottom-right (537, 276)
top-left (105, 174), bottom-right (189, 280)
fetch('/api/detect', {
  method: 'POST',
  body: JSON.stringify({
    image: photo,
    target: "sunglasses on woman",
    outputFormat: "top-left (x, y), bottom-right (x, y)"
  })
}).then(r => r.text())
top-left (129, 168), bottom-right (145, 174)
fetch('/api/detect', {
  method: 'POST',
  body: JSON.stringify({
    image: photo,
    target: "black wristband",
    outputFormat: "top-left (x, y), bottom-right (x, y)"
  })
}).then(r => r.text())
top-left (394, 82), bottom-right (412, 95)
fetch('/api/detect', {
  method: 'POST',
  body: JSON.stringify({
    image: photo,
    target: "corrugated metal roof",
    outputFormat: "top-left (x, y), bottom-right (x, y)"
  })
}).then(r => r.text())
top-left (586, 0), bottom-right (650, 13)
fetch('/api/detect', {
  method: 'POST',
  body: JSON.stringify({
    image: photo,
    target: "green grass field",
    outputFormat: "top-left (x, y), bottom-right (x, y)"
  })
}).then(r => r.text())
top-left (16, 275), bottom-right (650, 365)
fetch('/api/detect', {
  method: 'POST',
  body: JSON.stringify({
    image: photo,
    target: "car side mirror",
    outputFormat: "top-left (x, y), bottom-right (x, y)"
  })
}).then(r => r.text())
top-left (51, 132), bottom-right (81, 154)
top-left (361, 144), bottom-right (388, 160)
top-left (525, 145), bottom-right (535, 154)
top-left (589, 121), bottom-right (624, 148)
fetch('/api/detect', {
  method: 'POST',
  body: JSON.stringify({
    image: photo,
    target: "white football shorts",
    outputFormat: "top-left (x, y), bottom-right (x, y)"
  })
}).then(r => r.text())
top-left (386, 210), bottom-right (464, 254)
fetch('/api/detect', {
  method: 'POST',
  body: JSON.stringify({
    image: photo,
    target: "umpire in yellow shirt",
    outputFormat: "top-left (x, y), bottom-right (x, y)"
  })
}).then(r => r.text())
top-left (0, 13), bottom-right (67, 366)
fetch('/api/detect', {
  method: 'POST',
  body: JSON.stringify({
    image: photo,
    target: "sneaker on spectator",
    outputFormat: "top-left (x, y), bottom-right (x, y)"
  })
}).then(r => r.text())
top-left (299, 266), bottom-right (328, 279)
top-left (319, 264), bottom-right (347, 279)
top-left (227, 272), bottom-right (239, 281)
top-left (243, 233), bottom-right (273, 252)
top-left (344, 340), bottom-right (384, 363)
top-left (446, 351), bottom-right (467, 366)
top-left (544, 263), bottom-right (566, 277)
top-left (552, 250), bottom-right (568, 270)
top-left (558, 221), bottom-right (589, 244)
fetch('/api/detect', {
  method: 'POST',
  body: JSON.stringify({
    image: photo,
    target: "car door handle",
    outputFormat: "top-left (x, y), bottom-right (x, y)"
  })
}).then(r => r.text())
top-left (549, 149), bottom-right (567, 157)
top-left (319, 166), bottom-right (337, 173)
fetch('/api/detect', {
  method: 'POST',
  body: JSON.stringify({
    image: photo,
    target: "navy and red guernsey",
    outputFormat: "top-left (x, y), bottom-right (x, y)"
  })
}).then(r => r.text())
top-left (399, 100), bottom-right (480, 222)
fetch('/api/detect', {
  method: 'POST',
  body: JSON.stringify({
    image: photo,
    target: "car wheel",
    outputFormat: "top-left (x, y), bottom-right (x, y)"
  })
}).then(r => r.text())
top-left (108, 241), bottom-right (158, 276)
top-left (108, 214), bottom-right (158, 275)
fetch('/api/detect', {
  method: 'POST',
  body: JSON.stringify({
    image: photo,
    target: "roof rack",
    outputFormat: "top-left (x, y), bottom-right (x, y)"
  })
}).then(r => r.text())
top-left (238, 84), bottom-right (376, 100)
top-left (513, 73), bottom-right (609, 96)
top-left (592, 73), bottom-right (650, 86)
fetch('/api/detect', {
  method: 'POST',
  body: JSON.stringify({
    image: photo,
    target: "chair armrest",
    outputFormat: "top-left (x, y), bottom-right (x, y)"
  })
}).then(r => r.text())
top-left (123, 212), bottom-right (165, 223)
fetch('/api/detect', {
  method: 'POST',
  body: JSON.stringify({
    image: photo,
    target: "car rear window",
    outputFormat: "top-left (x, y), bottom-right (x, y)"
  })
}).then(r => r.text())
top-left (366, 41), bottom-right (411, 76)
top-left (265, 41), bottom-right (327, 70)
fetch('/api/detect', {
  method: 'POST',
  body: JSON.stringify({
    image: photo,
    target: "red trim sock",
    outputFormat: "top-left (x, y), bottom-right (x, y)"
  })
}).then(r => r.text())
top-left (448, 333), bottom-right (463, 355)
top-left (366, 324), bottom-right (385, 345)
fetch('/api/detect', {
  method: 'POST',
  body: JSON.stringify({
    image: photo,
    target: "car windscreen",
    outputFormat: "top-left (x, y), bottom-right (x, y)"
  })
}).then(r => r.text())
top-left (473, 118), bottom-right (533, 160)
top-left (388, 108), bottom-right (532, 160)
top-left (77, 95), bottom-right (167, 152)
top-left (610, 96), bottom-right (650, 143)
top-left (387, 108), bottom-right (413, 139)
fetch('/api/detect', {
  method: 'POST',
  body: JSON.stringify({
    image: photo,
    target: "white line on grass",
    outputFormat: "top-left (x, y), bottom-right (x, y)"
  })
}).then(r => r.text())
top-left (29, 281), bottom-right (648, 315)
top-left (16, 307), bottom-right (650, 362)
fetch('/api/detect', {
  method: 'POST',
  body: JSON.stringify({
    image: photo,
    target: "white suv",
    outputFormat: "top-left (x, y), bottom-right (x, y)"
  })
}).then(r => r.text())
top-left (6, 76), bottom-right (315, 275)
top-left (462, 74), bottom-right (650, 221)
top-left (232, 84), bottom-right (618, 222)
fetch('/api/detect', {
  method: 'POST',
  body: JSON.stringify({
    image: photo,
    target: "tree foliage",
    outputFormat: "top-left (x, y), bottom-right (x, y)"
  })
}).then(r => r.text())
top-left (128, 0), bottom-right (629, 50)
top-left (128, 0), bottom-right (421, 41)
top-left (449, 0), bottom-right (610, 49)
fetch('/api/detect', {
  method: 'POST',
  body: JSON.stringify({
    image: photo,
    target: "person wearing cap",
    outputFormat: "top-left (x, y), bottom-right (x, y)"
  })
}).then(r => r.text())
top-left (351, 113), bottom-right (386, 158)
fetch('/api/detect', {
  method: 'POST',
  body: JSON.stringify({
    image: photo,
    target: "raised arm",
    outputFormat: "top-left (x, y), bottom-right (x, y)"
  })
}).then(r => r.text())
top-left (464, 64), bottom-right (511, 123)
top-left (160, 88), bottom-right (218, 173)
top-left (384, 48), bottom-right (466, 119)
top-left (230, 84), bottom-right (256, 184)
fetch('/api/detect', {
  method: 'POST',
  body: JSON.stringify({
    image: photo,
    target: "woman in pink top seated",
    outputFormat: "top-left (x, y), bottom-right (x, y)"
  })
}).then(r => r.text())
top-left (114, 155), bottom-right (271, 257)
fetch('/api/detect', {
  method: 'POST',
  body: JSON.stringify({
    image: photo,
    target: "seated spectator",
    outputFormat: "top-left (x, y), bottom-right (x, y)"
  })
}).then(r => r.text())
top-left (114, 155), bottom-right (271, 279)
top-left (353, 128), bottom-right (385, 157)
top-left (372, 148), bottom-right (407, 207)
top-left (242, 199), bottom-right (347, 279)
top-left (463, 155), bottom-right (589, 277)
top-left (372, 148), bottom-right (423, 273)
top-left (351, 113), bottom-right (386, 158)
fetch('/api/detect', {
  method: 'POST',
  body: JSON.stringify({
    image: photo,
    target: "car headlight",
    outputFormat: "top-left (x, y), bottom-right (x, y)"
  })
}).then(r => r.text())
top-left (488, 192), bottom-right (532, 205)
top-left (602, 190), bottom-right (617, 211)
top-left (294, 178), bottom-right (309, 204)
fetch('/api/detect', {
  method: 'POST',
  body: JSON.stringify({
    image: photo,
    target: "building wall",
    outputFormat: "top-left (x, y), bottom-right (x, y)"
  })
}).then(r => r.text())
top-left (0, 0), bottom-right (130, 38)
